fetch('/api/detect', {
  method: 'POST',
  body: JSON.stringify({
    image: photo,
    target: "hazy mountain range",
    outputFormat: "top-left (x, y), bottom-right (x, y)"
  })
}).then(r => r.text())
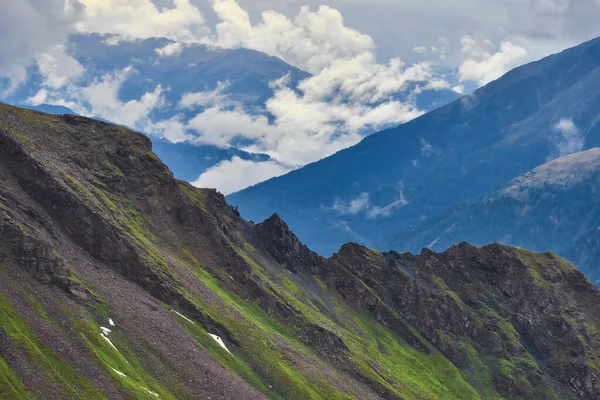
top-left (385, 147), bottom-right (600, 285)
top-left (5, 34), bottom-right (460, 183)
top-left (228, 36), bottom-right (600, 280)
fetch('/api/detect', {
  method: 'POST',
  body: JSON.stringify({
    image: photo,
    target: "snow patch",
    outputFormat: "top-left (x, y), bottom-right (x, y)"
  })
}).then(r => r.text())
top-left (171, 310), bottom-right (195, 324)
top-left (112, 368), bottom-right (126, 377)
top-left (142, 387), bottom-right (160, 397)
top-left (210, 334), bottom-right (232, 355)
top-left (101, 333), bottom-right (119, 352)
top-left (100, 326), bottom-right (112, 335)
top-left (109, 318), bottom-right (115, 326)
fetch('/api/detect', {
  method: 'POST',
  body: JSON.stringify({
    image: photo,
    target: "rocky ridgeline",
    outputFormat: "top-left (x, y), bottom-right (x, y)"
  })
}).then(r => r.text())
top-left (0, 103), bottom-right (599, 399)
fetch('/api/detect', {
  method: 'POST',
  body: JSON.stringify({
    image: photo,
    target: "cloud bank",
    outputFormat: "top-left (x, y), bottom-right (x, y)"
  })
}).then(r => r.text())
top-left (26, 0), bottom-right (440, 194)
top-left (0, 0), bottom-right (82, 92)
top-left (458, 36), bottom-right (528, 85)
top-left (75, 0), bottom-right (207, 43)
top-left (10, 0), bottom-right (600, 194)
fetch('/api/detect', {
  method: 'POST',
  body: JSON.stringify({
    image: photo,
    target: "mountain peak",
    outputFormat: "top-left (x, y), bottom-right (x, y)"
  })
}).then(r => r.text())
top-left (505, 147), bottom-right (600, 194)
top-left (255, 213), bottom-right (325, 274)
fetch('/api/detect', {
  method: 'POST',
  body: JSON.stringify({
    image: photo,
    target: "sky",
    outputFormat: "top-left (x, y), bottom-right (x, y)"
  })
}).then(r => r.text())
top-left (1, 0), bottom-right (600, 194)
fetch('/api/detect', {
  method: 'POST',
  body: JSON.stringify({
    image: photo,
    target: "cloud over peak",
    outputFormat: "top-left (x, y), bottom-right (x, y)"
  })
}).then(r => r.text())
top-left (7, 0), bottom-right (598, 194)
top-left (552, 118), bottom-right (584, 157)
top-left (458, 36), bottom-right (528, 85)
top-left (208, 1), bottom-right (374, 74)
top-left (75, 0), bottom-right (207, 43)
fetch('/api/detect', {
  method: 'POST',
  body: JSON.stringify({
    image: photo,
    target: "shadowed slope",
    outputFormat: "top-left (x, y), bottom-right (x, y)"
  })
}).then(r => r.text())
top-left (0, 103), bottom-right (599, 399)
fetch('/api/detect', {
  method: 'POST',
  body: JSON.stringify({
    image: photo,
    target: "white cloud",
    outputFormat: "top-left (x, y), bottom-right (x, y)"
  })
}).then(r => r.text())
top-left (366, 189), bottom-right (409, 219)
top-left (75, 0), bottom-right (207, 43)
top-left (333, 193), bottom-right (370, 215)
top-left (552, 118), bottom-right (584, 156)
top-left (554, 118), bottom-right (578, 135)
top-left (187, 106), bottom-right (274, 148)
top-left (207, 1), bottom-right (374, 74)
top-left (28, 66), bottom-right (164, 132)
top-left (0, 68), bottom-right (28, 97)
top-left (179, 23), bottom-right (430, 166)
top-left (146, 116), bottom-right (194, 143)
top-left (36, 44), bottom-right (85, 89)
top-left (155, 42), bottom-right (184, 57)
top-left (331, 188), bottom-right (409, 219)
top-left (452, 85), bottom-right (465, 94)
top-left (458, 36), bottom-right (528, 85)
top-left (192, 156), bottom-right (294, 195)
top-left (227, 81), bottom-right (421, 165)
top-left (79, 67), bottom-right (164, 128)
top-left (296, 53), bottom-right (434, 104)
top-left (0, 0), bottom-right (82, 92)
top-left (420, 138), bottom-right (436, 156)
top-left (179, 81), bottom-right (231, 109)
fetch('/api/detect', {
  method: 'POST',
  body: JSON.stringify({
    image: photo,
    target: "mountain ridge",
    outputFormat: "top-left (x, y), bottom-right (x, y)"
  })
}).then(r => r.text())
top-left (7, 34), bottom-right (460, 186)
top-left (227, 35), bottom-right (600, 256)
top-left (385, 147), bottom-right (600, 285)
top-left (0, 103), bottom-right (599, 399)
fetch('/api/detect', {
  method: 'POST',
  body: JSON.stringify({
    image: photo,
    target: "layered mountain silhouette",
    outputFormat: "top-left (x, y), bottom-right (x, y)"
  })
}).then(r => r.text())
top-left (6, 34), bottom-right (459, 184)
top-left (228, 36), bottom-right (600, 263)
top-left (385, 148), bottom-right (600, 285)
top-left (1, 103), bottom-right (599, 398)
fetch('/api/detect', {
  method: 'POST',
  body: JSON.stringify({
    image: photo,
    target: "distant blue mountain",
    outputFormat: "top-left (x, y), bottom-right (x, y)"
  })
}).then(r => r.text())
top-left (228, 36), bottom-right (600, 256)
top-left (6, 34), bottom-right (460, 184)
top-left (24, 104), bottom-right (78, 115)
top-left (386, 148), bottom-right (600, 285)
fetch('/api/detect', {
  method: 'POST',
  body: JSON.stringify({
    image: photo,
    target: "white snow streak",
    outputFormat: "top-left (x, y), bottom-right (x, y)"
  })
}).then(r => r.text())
top-left (171, 310), bottom-right (195, 324)
top-left (142, 387), bottom-right (160, 397)
top-left (100, 326), bottom-right (112, 335)
top-left (101, 333), bottom-right (119, 352)
top-left (427, 223), bottom-right (456, 249)
top-left (209, 334), bottom-right (232, 355)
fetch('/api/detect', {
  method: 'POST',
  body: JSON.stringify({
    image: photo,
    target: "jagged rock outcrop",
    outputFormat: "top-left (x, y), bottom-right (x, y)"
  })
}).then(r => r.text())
top-left (255, 213), bottom-right (326, 274)
top-left (320, 242), bottom-right (600, 399)
top-left (0, 103), bottom-right (599, 399)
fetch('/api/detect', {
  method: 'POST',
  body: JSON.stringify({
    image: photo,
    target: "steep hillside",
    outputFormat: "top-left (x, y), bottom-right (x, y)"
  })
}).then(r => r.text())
top-left (385, 148), bottom-right (600, 285)
top-left (0, 104), bottom-right (599, 399)
top-left (228, 36), bottom-right (600, 256)
top-left (16, 103), bottom-right (273, 183)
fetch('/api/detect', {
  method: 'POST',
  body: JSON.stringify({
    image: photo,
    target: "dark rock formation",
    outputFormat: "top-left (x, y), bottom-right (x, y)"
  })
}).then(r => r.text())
top-left (255, 213), bottom-right (326, 274)
top-left (0, 103), bottom-right (599, 399)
